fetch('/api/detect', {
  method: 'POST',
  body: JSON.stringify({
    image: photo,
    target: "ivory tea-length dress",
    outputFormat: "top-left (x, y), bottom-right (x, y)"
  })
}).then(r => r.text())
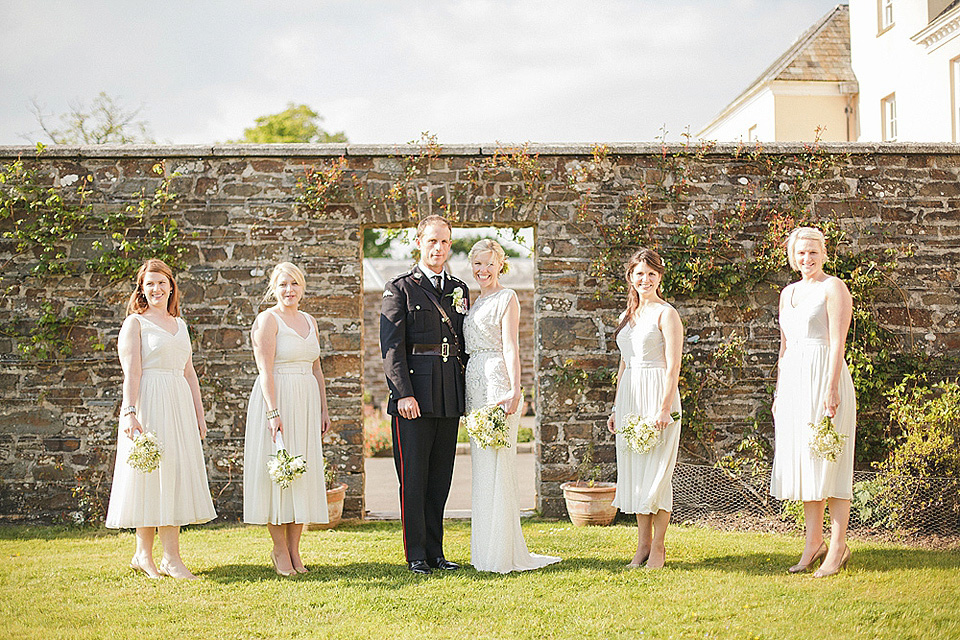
top-left (611, 303), bottom-right (682, 514)
top-left (771, 281), bottom-right (856, 501)
top-left (465, 288), bottom-right (560, 573)
top-left (243, 310), bottom-right (328, 525)
top-left (106, 315), bottom-right (217, 528)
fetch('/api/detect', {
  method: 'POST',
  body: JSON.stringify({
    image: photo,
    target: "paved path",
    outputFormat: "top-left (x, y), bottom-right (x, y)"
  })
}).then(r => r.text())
top-left (364, 446), bottom-right (537, 519)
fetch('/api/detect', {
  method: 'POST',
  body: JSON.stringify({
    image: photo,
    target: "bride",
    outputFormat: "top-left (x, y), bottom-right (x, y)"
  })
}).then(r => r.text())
top-left (464, 239), bottom-right (561, 574)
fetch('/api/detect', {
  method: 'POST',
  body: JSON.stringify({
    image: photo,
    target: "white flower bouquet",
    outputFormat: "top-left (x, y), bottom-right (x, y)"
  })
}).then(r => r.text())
top-left (463, 404), bottom-right (511, 450)
top-left (127, 431), bottom-right (162, 473)
top-left (617, 411), bottom-right (681, 455)
top-left (267, 434), bottom-right (307, 489)
top-left (809, 415), bottom-right (846, 462)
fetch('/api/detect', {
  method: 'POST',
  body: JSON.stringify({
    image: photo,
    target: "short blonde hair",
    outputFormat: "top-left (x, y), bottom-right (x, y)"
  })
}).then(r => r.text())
top-left (786, 227), bottom-right (827, 271)
top-left (468, 239), bottom-right (509, 274)
top-left (262, 262), bottom-right (307, 304)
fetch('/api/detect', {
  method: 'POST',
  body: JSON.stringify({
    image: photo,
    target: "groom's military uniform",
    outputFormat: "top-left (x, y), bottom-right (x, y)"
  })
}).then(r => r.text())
top-left (380, 267), bottom-right (469, 564)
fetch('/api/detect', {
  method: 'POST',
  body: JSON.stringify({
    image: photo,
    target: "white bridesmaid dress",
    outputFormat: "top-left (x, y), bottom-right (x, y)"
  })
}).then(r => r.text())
top-left (106, 315), bottom-right (217, 528)
top-left (243, 310), bottom-right (328, 525)
top-left (465, 288), bottom-right (560, 573)
top-left (611, 303), bottom-right (682, 514)
top-left (771, 280), bottom-right (856, 501)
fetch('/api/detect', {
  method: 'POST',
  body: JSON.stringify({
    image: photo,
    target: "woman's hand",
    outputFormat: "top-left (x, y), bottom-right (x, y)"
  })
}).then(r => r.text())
top-left (268, 416), bottom-right (283, 442)
top-left (320, 410), bottom-right (332, 435)
top-left (654, 409), bottom-right (674, 431)
top-left (607, 413), bottom-right (617, 435)
top-left (824, 388), bottom-right (840, 418)
top-left (122, 414), bottom-right (143, 439)
top-left (198, 417), bottom-right (208, 440)
top-left (500, 392), bottom-right (522, 416)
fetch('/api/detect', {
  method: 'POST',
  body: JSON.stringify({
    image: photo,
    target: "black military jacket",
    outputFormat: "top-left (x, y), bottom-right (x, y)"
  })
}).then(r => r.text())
top-left (380, 268), bottom-right (470, 418)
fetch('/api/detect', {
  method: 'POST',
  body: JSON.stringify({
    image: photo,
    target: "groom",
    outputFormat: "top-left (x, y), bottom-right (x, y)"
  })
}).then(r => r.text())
top-left (380, 215), bottom-right (470, 575)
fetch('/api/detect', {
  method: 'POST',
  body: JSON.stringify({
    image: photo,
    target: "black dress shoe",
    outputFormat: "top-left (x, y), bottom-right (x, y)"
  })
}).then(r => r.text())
top-left (427, 557), bottom-right (460, 570)
top-left (407, 560), bottom-right (432, 575)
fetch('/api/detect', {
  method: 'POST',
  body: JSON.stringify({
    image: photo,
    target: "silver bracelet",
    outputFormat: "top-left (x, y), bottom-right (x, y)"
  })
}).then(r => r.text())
top-left (121, 405), bottom-right (137, 416)
top-left (266, 408), bottom-right (280, 420)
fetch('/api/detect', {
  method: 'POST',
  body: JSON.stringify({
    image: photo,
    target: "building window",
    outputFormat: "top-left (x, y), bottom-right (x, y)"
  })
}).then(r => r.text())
top-left (881, 93), bottom-right (897, 141)
top-left (953, 57), bottom-right (960, 142)
top-left (747, 124), bottom-right (758, 142)
top-left (878, 0), bottom-right (894, 33)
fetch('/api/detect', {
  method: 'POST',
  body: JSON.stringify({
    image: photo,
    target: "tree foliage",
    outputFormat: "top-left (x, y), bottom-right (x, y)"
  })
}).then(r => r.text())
top-left (233, 103), bottom-right (347, 144)
top-left (28, 92), bottom-right (154, 144)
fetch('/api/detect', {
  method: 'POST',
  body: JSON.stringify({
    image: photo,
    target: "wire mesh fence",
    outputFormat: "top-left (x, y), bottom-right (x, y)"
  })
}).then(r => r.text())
top-left (672, 462), bottom-right (960, 536)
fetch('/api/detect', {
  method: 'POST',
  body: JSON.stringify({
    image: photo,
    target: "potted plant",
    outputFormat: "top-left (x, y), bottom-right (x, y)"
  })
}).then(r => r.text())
top-left (560, 442), bottom-right (617, 526)
top-left (309, 458), bottom-right (347, 530)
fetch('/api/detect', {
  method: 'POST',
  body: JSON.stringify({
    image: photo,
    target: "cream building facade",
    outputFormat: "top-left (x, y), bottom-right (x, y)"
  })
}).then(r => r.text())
top-left (699, 1), bottom-right (960, 142)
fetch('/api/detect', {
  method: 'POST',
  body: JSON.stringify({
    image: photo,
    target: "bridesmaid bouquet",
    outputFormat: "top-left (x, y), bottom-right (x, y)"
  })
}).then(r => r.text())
top-left (463, 404), bottom-right (510, 450)
top-left (127, 432), bottom-right (162, 473)
top-left (618, 412), bottom-right (681, 455)
top-left (267, 434), bottom-right (307, 489)
top-left (809, 415), bottom-right (847, 462)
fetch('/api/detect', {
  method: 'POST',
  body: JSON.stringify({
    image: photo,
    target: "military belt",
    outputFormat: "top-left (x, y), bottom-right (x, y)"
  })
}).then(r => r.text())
top-left (411, 343), bottom-right (453, 358)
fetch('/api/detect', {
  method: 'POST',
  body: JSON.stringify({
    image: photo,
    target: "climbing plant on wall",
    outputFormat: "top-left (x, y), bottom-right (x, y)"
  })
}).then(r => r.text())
top-left (0, 145), bottom-right (185, 360)
top-left (566, 133), bottom-right (928, 467)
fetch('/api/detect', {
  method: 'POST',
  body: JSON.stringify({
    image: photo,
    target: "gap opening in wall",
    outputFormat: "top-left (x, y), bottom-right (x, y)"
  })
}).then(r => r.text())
top-left (360, 224), bottom-right (537, 519)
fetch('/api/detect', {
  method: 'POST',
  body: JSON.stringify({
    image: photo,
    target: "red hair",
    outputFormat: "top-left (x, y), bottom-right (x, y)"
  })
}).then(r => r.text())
top-left (614, 248), bottom-right (665, 337)
top-left (126, 259), bottom-right (180, 317)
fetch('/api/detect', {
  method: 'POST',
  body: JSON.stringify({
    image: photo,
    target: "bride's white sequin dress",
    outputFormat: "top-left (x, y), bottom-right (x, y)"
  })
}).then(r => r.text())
top-left (465, 288), bottom-right (560, 573)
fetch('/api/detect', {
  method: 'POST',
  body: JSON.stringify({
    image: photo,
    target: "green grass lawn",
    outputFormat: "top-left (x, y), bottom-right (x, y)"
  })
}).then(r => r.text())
top-left (1, 520), bottom-right (958, 639)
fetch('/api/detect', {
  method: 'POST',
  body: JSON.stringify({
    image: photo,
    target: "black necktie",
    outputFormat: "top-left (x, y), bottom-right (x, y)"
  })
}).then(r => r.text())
top-left (433, 275), bottom-right (442, 292)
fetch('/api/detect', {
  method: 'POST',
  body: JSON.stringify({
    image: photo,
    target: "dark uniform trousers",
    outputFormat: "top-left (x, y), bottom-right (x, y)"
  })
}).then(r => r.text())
top-left (380, 268), bottom-right (469, 562)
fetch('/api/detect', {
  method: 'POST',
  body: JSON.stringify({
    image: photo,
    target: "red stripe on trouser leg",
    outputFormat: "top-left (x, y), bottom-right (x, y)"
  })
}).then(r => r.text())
top-left (394, 415), bottom-right (407, 559)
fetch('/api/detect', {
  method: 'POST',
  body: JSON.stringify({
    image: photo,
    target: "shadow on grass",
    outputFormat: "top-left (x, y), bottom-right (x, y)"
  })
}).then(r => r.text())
top-left (200, 557), bottom-right (631, 585)
top-left (0, 525), bottom-right (123, 541)
top-left (687, 549), bottom-right (960, 574)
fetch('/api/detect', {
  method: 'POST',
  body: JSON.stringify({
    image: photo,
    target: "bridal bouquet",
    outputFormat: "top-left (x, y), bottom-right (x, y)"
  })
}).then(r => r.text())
top-left (463, 404), bottom-right (510, 450)
top-left (127, 432), bottom-right (162, 473)
top-left (267, 434), bottom-right (307, 489)
top-left (618, 411), bottom-right (681, 455)
top-left (809, 415), bottom-right (846, 462)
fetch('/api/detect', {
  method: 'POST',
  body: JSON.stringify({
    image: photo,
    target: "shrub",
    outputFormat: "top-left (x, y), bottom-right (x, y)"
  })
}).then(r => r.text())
top-left (872, 377), bottom-right (960, 532)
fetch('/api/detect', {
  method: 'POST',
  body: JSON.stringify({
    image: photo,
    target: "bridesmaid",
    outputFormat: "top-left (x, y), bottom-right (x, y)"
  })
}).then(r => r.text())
top-left (243, 262), bottom-right (331, 577)
top-left (106, 259), bottom-right (217, 579)
top-left (606, 249), bottom-right (683, 570)
top-left (771, 227), bottom-right (856, 577)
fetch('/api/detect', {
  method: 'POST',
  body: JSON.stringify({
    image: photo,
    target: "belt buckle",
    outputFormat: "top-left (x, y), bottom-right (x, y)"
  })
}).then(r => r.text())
top-left (441, 343), bottom-right (450, 358)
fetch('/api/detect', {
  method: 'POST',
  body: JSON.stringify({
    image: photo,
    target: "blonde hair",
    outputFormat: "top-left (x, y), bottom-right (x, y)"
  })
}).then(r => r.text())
top-left (786, 227), bottom-right (827, 271)
top-left (126, 259), bottom-right (180, 317)
top-left (262, 262), bottom-right (307, 304)
top-left (468, 239), bottom-right (509, 274)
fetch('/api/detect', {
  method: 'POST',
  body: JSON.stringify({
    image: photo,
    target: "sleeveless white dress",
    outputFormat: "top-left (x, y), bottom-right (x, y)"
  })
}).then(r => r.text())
top-left (243, 310), bottom-right (328, 525)
top-left (611, 303), bottom-right (682, 514)
top-left (771, 280), bottom-right (857, 501)
top-left (465, 288), bottom-right (560, 573)
top-left (106, 315), bottom-right (217, 528)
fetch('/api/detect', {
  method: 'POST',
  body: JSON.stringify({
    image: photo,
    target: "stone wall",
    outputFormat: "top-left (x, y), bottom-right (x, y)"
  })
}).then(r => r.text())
top-left (0, 142), bottom-right (957, 521)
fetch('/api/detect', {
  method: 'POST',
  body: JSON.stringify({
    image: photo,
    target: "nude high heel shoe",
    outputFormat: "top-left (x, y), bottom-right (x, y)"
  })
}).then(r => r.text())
top-left (813, 545), bottom-right (851, 578)
top-left (271, 551), bottom-right (295, 577)
top-left (788, 541), bottom-right (827, 574)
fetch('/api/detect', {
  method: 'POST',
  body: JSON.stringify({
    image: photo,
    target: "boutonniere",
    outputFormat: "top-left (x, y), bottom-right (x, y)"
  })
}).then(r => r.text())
top-left (448, 288), bottom-right (468, 314)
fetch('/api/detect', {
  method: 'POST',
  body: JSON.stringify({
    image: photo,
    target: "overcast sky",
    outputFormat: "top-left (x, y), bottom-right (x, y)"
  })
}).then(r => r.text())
top-left (1, 0), bottom-right (844, 145)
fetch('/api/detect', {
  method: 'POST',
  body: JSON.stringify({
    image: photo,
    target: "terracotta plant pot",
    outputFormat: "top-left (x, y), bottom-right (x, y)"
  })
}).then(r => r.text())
top-left (308, 483), bottom-right (347, 530)
top-left (560, 481), bottom-right (618, 526)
